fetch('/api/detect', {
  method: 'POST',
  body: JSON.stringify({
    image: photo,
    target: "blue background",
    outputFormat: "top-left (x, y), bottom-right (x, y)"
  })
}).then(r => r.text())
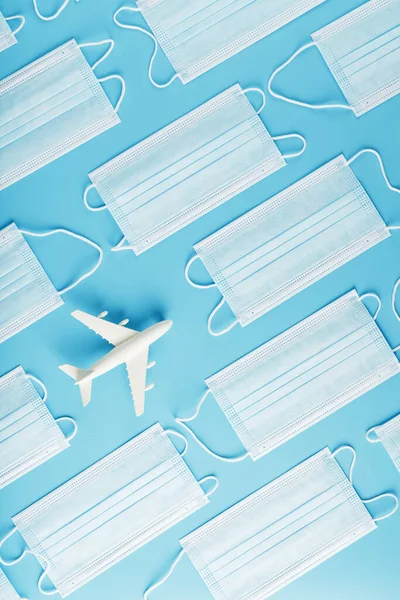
top-left (1, 0), bottom-right (400, 598)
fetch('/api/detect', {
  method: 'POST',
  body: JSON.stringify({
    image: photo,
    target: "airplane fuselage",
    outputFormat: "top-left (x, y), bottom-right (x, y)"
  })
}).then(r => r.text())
top-left (76, 320), bottom-right (172, 385)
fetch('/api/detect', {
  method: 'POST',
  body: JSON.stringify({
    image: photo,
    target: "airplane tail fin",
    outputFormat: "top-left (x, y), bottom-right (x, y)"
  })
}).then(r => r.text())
top-left (59, 364), bottom-right (93, 407)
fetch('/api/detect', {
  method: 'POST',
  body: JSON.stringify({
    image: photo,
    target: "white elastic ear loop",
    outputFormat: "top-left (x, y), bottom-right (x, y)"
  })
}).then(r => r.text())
top-left (78, 39), bottom-right (114, 71)
top-left (97, 74), bottom-right (126, 112)
top-left (163, 428), bottom-right (188, 458)
top-left (366, 426), bottom-right (381, 443)
top-left (185, 255), bottom-right (216, 289)
top-left (0, 528), bottom-right (27, 566)
top-left (272, 133), bottom-right (307, 159)
top-left (55, 416), bottom-right (78, 442)
top-left (198, 475), bottom-right (219, 498)
top-left (83, 183), bottom-right (107, 212)
top-left (33, 0), bottom-right (79, 21)
top-left (392, 278), bottom-right (400, 323)
top-left (143, 549), bottom-right (185, 600)
top-left (242, 87), bottom-right (266, 115)
top-left (113, 6), bottom-right (179, 89)
top-left (19, 228), bottom-right (103, 295)
top-left (346, 149), bottom-right (400, 195)
top-left (79, 39), bottom-right (126, 112)
top-left (360, 293), bottom-right (382, 321)
top-left (332, 445), bottom-right (357, 486)
top-left (267, 41), bottom-right (353, 111)
top-left (363, 493), bottom-right (399, 523)
top-left (35, 551), bottom-right (58, 596)
top-left (5, 15), bottom-right (25, 34)
top-left (27, 374), bottom-right (48, 402)
top-left (208, 297), bottom-right (239, 337)
top-left (110, 236), bottom-right (136, 252)
top-left (176, 390), bottom-right (249, 462)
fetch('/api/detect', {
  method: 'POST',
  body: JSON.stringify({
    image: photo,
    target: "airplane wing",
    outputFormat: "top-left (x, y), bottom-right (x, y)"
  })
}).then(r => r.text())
top-left (71, 310), bottom-right (137, 346)
top-left (125, 348), bottom-right (149, 416)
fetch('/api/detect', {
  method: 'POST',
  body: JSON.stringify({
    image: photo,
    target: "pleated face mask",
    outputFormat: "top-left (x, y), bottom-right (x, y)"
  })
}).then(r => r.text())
top-left (269, 0), bottom-right (400, 117)
top-left (144, 447), bottom-right (398, 600)
top-left (84, 84), bottom-right (307, 254)
top-left (0, 12), bottom-right (24, 52)
top-left (114, 0), bottom-right (326, 86)
top-left (177, 290), bottom-right (400, 462)
top-left (0, 566), bottom-right (25, 600)
top-left (0, 366), bottom-right (77, 490)
top-left (186, 149), bottom-right (399, 335)
top-left (367, 413), bottom-right (400, 471)
top-left (0, 223), bottom-right (103, 344)
top-left (0, 424), bottom-right (217, 598)
top-left (0, 38), bottom-right (125, 191)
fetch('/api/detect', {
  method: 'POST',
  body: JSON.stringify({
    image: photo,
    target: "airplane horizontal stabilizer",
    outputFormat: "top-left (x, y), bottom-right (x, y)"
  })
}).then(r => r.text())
top-left (59, 364), bottom-right (93, 407)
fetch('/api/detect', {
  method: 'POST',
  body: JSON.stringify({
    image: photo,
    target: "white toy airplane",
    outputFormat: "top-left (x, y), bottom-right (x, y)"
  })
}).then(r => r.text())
top-left (59, 310), bottom-right (173, 416)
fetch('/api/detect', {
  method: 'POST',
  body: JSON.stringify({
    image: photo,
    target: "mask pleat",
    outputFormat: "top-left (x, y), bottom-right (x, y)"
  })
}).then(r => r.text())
top-left (90, 84), bottom-right (284, 254)
top-left (313, 0), bottom-right (400, 115)
top-left (0, 81), bottom-right (91, 151)
top-left (207, 292), bottom-right (399, 459)
top-left (12, 424), bottom-right (207, 596)
top-left (0, 567), bottom-right (20, 600)
top-left (0, 224), bottom-right (63, 342)
top-left (0, 39), bottom-right (119, 190)
top-left (42, 459), bottom-right (178, 554)
top-left (194, 156), bottom-right (389, 326)
top-left (223, 192), bottom-right (361, 286)
top-left (181, 449), bottom-right (375, 600)
top-left (114, 121), bottom-right (256, 211)
top-left (0, 263), bottom-right (32, 296)
top-left (370, 414), bottom-right (400, 471)
top-left (0, 366), bottom-right (68, 489)
top-left (234, 328), bottom-right (372, 416)
top-left (0, 13), bottom-right (16, 53)
top-left (141, 0), bottom-right (324, 81)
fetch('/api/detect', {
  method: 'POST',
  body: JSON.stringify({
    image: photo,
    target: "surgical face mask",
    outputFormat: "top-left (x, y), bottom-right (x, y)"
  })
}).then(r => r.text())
top-left (0, 566), bottom-right (26, 600)
top-left (0, 366), bottom-right (77, 490)
top-left (268, 0), bottom-right (400, 117)
top-left (185, 149), bottom-right (399, 335)
top-left (144, 447), bottom-right (398, 600)
top-left (113, 0), bottom-right (326, 87)
top-left (0, 223), bottom-right (103, 344)
top-left (0, 423), bottom-right (217, 598)
top-left (0, 13), bottom-right (24, 52)
top-left (84, 84), bottom-right (306, 254)
top-left (176, 290), bottom-right (400, 462)
top-left (367, 413), bottom-right (400, 471)
top-left (0, 38), bottom-right (125, 191)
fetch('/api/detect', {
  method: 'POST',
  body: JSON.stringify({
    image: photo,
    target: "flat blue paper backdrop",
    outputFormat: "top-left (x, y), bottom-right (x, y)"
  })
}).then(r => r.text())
top-left (0, 1), bottom-right (399, 598)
